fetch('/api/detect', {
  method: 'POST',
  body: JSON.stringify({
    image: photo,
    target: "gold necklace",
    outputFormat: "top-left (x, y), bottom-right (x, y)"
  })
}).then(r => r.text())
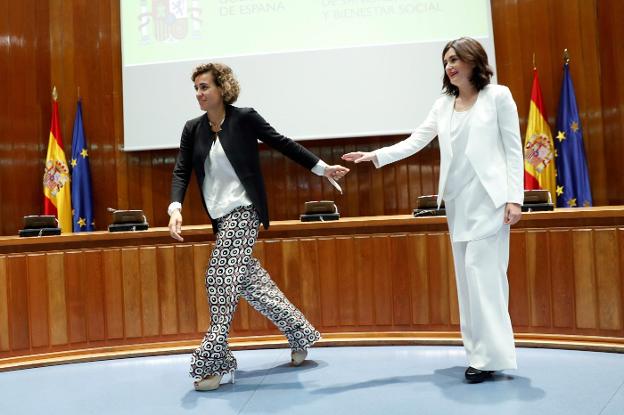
top-left (208, 114), bottom-right (225, 132)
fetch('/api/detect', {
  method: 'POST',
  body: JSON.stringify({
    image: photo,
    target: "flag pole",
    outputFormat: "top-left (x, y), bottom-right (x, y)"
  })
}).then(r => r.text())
top-left (532, 52), bottom-right (536, 70)
top-left (563, 49), bottom-right (570, 66)
top-left (52, 86), bottom-right (58, 101)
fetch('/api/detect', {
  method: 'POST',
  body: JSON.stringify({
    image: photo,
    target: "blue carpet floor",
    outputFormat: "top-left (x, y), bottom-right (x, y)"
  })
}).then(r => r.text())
top-left (1, 346), bottom-right (623, 415)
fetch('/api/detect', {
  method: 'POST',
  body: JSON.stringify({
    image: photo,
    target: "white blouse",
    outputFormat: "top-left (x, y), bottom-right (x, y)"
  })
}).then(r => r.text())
top-left (201, 135), bottom-right (253, 219)
top-left (443, 108), bottom-right (476, 201)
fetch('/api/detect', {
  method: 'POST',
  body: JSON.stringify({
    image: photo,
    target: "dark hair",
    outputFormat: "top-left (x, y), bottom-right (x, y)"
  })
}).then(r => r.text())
top-left (441, 37), bottom-right (493, 96)
top-left (191, 63), bottom-right (240, 104)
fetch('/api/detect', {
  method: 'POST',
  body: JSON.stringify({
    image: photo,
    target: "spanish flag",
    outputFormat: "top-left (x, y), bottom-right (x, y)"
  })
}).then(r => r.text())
top-left (523, 68), bottom-right (557, 202)
top-left (43, 87), bottom-right (72, 232)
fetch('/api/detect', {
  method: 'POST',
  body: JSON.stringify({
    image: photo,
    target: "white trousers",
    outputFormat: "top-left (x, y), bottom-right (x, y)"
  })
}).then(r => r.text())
top-left (451, 226), bottom-right (518, 371)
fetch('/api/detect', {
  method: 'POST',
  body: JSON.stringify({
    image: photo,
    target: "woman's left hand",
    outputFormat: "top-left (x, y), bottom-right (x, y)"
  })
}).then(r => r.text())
top-left (324, 165), bottom-right (350, 181)
top-left (504, 203), bottom-right (522, 225)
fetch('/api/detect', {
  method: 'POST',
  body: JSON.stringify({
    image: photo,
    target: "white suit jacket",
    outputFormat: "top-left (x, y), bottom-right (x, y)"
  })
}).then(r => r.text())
top-left (374, 84), bottom-right (524, 208)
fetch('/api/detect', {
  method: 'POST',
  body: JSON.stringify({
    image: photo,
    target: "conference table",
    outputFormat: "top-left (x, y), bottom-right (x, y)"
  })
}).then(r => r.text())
top-left (1, 207), bottom-right (623, 370)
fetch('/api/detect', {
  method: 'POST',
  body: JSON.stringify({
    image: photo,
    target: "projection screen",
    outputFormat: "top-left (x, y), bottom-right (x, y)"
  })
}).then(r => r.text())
top-left (120, 0), bottom-right (497, 151)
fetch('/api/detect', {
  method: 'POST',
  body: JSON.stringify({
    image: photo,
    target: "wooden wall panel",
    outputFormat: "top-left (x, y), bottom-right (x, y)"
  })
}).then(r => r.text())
top-left (336, 237), bottom-right (357, 327)
top-left (549, 230), bottom-right (576, 329)
top-left (281, 240), bottom-right (302, 309)
top-left (372, 236), bottom-right (393, 326)
top-left (0, 257), bottom-right (9, 351)
top-left (84, 250), bottom-right (106, 342)
top-left (174, 246), bottom-right (198, 335)
top-left (2, 0), bottom-right (624, 236)
top-left (594, 230), bottom-right (622, 330)
top-left (353, 237), bottom-right (375, 326)
top-left (65, 251), bottom-right (87, 344)
top-left (0, 4), bottom-right (8, 228)
top-left (526, 231), bottom-right (553, 328)
top-left (390, 235), bottom-right (412, 326)
top-left (573, 230), bottom-right (598, 329)
top-left (298, 239), bottom-right (322, 326)
top-left (1, 216), bottom-right (624, 362)
top-left (156, 246), bottom-right (178, 336)
top-left (26, 254), bottom-right (49, 348)
top-left (7, 256), bottom-right (29, 351)
top-left (407, 234), bottom-right (430, 325)
top-left (317, 238), bottom-right (339, 327)
top-left (102, 249), bottom-right (124, 340)
top-left (620, 229), bottom-right (624, 335)
top-left (46, 252), bottom-right (67, 346)
top-left (121, 248), bottom-right (142, 338)
top-left (139, 247), bottom-right (160, 337)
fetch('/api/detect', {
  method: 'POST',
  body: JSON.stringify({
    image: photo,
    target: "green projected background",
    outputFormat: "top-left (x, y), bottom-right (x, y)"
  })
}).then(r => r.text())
top-left (121, 0), bottom-right (488, 66)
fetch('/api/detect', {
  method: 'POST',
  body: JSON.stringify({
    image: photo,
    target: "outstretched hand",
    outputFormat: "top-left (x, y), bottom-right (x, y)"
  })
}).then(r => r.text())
top-left (341, 151), bottom-right (377, 164)
top-left (324, 164), bottom-right (350, 181)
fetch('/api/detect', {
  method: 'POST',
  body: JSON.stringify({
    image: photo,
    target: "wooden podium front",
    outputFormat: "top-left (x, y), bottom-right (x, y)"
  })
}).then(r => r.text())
top-left (1, 207), bottom-right (623, 370)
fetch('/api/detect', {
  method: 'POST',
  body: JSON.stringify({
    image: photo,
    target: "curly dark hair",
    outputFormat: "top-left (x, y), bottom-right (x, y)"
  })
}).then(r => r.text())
top-left (191, 62), bottom-right (240, 104)
top-left (441, 37), bottom-right (493, 96)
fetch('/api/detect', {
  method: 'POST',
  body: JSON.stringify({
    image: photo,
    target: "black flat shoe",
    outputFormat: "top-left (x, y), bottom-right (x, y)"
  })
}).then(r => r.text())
top-left (464, 366), bottom-right (494, 383)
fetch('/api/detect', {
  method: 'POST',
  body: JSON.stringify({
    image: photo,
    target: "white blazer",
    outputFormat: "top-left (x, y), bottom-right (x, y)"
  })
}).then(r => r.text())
top-left (374, 84), bottom-right (524, 208)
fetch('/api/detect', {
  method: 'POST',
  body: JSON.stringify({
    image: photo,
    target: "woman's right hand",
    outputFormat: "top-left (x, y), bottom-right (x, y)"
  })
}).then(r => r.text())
top-left (168, 210), bottom-right (184, 242)
top-left (342, 151), bottom-right (377, 164)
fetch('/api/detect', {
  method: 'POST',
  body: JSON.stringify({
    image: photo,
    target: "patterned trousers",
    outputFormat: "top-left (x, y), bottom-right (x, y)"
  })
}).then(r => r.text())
top-left (190, 205), bottom-right (321, 380)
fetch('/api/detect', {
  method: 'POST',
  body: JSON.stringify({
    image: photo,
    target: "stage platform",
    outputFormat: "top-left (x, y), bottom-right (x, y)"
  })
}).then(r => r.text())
top-left (1, 345), bottom-right (623, 415)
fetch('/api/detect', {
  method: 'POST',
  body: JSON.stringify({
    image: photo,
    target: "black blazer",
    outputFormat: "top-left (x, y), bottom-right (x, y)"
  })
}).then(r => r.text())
top-left (170, 105), bottom-right (320, 232)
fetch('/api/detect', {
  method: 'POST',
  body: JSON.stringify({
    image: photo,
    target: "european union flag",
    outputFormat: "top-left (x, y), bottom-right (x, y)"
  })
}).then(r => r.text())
top-left (554, 62), bottom-right (592, 208)
top-left (70, 100), bottom-right (95, 231)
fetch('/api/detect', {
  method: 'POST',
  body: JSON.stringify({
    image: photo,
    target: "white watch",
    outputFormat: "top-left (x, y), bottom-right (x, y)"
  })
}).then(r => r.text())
top-left (167, 202), bottom-right (182, 216)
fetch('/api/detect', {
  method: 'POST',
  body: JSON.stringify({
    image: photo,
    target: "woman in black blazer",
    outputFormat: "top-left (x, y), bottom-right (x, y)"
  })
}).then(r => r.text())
top-left (168, 63), bottom-right (349, 391)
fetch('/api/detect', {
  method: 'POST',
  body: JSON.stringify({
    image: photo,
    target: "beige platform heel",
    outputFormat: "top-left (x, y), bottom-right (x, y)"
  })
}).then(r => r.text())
top-left (291, 349), bottom-right (308, 366)
top-left (194, 370), bottom-right (236, 391)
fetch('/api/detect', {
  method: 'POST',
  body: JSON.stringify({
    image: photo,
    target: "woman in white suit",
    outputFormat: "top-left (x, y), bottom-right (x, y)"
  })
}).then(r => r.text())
top-left (342, 37), bottom-right (523, 383)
